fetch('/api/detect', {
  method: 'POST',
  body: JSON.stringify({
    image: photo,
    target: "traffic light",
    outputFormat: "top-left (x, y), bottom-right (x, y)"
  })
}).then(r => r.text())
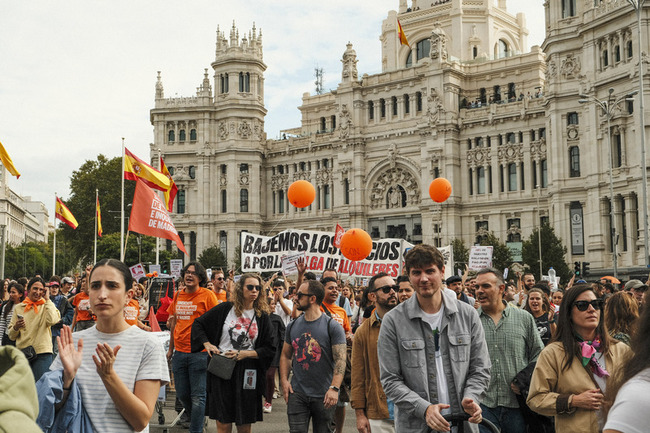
top-left (574, 261), bottom-right (581, 276)
top-left (162, 260), bottom-right (169, 274)
top-left (582, 261), bottom-right (591, 277)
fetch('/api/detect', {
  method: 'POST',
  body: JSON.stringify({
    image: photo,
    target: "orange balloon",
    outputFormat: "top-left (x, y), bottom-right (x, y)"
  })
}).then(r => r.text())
top-left (339, 228), bottom-right (373, 261)
top-left (429, 178), bottom-right (452, 203)
top-left (287, 180), bottom-right (316, 208)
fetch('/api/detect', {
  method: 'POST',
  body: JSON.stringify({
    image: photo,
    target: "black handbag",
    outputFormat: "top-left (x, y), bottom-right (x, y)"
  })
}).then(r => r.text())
top-left (207, 353), bottom-right (237, 380)
top-left (21, 346), bottom-right (37, 363)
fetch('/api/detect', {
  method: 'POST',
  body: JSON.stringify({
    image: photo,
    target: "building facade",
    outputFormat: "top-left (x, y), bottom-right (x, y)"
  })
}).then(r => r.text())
top-left (150, 0), bottom-right (650, 278)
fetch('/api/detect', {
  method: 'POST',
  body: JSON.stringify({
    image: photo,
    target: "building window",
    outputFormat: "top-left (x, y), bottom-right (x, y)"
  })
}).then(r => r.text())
top-left (520, 162), bottom-right (525, 190)
top-left (469, 168), bottom-right (473, 195)
top-left (628, 100), bottom-right (634, 114)
top-left (603, 49), bottom-right (609, 68)
top-left (473, 46), bottom-right (478, 59)
top-left (532, 160), bottom-right (537, 187)
top-left (628, 40), bottom-right (633, 58)
top-left (541, 159), bottom-right (548, 187)
top-left (323, 185), bottom-right (330, 209)
top-left (190, 129), bottom-right (197, 141)
top-left (380, 99), bottom-right (386, 118)
top-left (508, 82), bottom-right (516, 101)
top-left (477, 166), bottom-right (486, 194)
top-left (569, 146), bottom-right (581, 177)
top-left (416, 92), bottom-right (423, 112)
top-left (177, 190), bottom-right (185, 214)
top-left (221, 164), bottom-right (227, 175)
top-left (506, 132), bottom-right (515, 144)
top-left (496, 40), bottom-right (509, 59)
top-left (240, 164), bottom-right (249, 173)
top-left (493, 85), bottom-right (501, 102)
top-left (500, 165), bottom-right (505, 192)
top-left (476, 221), bottom-right (489, 244)
top-left (480, 88), bottom-right (487, 104)
top-left (190, 232), bottom-right (196, 261)
top-left (488, 166), bottom-right (493, 193)
top-left (562, 0), bottom-right (576, 18)
top-left (613, 131), bottom-right (623, 167)
top-left (468, 138), bottom-right (472, 150)
top-left (567, 112), bottom-right (579, 125)
top-left (189, 166), bottom-right (196, 179)
top-left (508, 163), bottom-right (517, 191)
top-left (404, 94), bottom-right (410, 114)
top-left (417, 39), bottom-right (430, 61)
top-left (368, 101), bottom-right (374, 120)
top-left (615, 45), bottom-right (621, 63)
top-left (344, 179), bottom-right (349, 204)
top-left (221, 189), bottom-right (227, 213)
top-left (168, 130), bottom-right (175, 142)
top-left (239, 72), bottom-right (250, 92)
top-left (392, 96), bottom-right (398, 116)
top-left (331, 115), bottom-right (336, 129)
top-left (278, 190), bottom-right (285, 213)
top-left (220, 73), bottom-right (229, 93)
top-left (539, 128), bottom-right (546, 139)
top-left (240, 189), bottom-right (248, 212)
top-left (507, 218), bottom-right (521, 242)
top-left (320, 117), bottom-right (326, 132)
top-left (179, 129), bottom-right (186, 142)
top-left (476, 137), bottom-right (483, 148)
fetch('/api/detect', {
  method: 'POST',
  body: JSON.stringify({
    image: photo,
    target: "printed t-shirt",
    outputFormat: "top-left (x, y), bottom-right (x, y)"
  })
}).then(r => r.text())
top-left (124, 298), bottom-right (140, 326)
top-left (50, 326), bottom-right (169, 433)
top-left (214, 290), bottom-right (227, 304)
top-left (169, 287), bottom-right (217, 353)
top-left (285, 313), bottom-right (346, 398)
top-left (321, 302), bottom-right (351, 333)
top-left (72, 292), bottom-right (93, 322)
top-left (218, 307), bottom-right (258, 351)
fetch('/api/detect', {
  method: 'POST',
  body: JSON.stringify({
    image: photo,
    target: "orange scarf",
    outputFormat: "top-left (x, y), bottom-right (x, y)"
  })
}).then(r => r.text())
top-left (23, 298), bottom-right (45, 314)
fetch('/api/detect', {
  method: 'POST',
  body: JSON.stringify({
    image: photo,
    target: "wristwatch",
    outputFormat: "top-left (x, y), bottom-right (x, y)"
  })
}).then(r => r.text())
top-left (329, 386), bottom-right (340, 392)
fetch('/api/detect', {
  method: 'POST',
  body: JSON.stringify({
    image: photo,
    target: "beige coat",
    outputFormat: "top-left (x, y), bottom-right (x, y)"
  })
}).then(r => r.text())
top-left (527, 341), bottom-right (630, 433)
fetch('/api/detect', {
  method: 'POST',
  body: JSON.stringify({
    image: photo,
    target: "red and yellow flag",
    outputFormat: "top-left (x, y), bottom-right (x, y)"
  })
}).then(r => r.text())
top-left (124, 148), bottom-right (170, 192)
top-left (96, 196), bottom-right (103, 237)
top-left (55, 197), bottom-right (78, 229)
top-left (397, 19), bottom-right (409, 46)
top-left (160, 156), bottom-right (178, 212)
top-left (0, 140), bottom-right (21, 179)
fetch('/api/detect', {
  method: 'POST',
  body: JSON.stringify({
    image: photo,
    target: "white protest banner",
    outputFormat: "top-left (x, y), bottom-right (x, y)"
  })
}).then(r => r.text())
top-left (469, 246), bottom-right (493, 270)
top-left (281, 251), bottom-right (306, 275)
top-left (241, 229), bottom-right (413, 278)
top-left (129, 263), bottom-right (146, 281)
top-left (170, 259), bottom-right (183, 279)
top-left (438, 245), bottom-right (454, 280)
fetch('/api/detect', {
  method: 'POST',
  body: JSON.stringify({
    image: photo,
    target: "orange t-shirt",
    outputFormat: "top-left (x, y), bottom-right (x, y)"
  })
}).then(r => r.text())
top-left (72, 292), bottom-right (94, 322)
top-left (321, 302), bottom-right (351, 333)
top-left (214, 289), bottom-right (227, 304)
top-left (124, 298), bottom-right (140, 326)
top-left (169, 287), bottom-right (218, 353)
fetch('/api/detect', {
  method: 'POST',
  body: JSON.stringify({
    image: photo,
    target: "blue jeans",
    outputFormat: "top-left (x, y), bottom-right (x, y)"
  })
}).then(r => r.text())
top-left (31, 353), bottom-right (54, 382)
top-left (479, 404), bottom-right (526, 433)
top-left (173, 351), bottom-right (208, 433)
top-left (287, 390), bottom-right (335, 433)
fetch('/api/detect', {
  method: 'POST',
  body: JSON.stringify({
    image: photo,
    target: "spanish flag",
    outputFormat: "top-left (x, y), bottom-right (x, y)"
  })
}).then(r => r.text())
top-left (0, 140), bottom-right (21, 179)
top-left (55, 197), bottom-right (79, 229)
top-left (96, 196), bottom-right (103, 237)
top-left (160, 156), bottom-right (178, 212)
top-left (397, 19), bottom-right (409, 46)
top-left (124, 148), bottom-right (170, 192)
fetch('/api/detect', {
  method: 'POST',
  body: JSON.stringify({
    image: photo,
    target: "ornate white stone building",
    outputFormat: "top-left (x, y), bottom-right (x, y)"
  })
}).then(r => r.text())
top-left (150, 0), bottom-right (650, 278)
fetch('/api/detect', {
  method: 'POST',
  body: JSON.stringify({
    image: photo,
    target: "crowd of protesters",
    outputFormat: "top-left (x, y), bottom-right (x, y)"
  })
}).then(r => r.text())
top-left (0, 246), bottom-right (649, 433)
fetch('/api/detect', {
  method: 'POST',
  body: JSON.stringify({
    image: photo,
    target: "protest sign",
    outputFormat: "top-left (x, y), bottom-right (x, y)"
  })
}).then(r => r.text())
top-left (129, 263), bottom-right (146, 281)
top-left (170, 259), bottom-right (183, 279)
top-left (469, 246), bottom-right (493, 270)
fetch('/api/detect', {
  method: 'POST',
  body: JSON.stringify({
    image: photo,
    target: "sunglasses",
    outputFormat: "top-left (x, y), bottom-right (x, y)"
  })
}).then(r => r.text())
top-left (633, 286), bottom-right (648, 292)
top-left (296, 292), bottom-right (314, 299)
top-left (215, 277), bottom-right (225, 281)
top-left (373, 284), bottom-right (399, 294)
top-left (573, 299), bottom-right (604, 312)
top-left (245, 284), bottom-right (262, 291)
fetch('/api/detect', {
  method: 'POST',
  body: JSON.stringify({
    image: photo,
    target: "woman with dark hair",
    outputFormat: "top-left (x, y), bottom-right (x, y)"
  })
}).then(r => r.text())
top-left (0, 282), bottom-right (25, 345)
top-left (8, 277), bottom-right (60, 380)
top-left (605, 291), bottom-right (639, 346)
top-left (527, 284), bottom-right (630, 432)
top-left (39, 258), bottom-right (169, 432)
top-left (524, 288), bottom-right (556, 346)
top-left (603, 300), bottom-right (650, 432)
top-left (192, 272), bottom-right (276, 433)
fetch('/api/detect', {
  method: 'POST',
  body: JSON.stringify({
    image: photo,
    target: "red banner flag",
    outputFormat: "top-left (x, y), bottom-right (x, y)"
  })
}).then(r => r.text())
top-left (333, 223), bottom-right (345, 248)
top-left (128, 179), bottom-right (187, 255)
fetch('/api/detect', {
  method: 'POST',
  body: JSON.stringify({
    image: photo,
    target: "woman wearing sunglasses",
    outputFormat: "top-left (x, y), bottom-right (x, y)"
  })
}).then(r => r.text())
top-left (191, 273), bottom-right (275, 433)
top-left (527, 283), bottom-right (630, 432)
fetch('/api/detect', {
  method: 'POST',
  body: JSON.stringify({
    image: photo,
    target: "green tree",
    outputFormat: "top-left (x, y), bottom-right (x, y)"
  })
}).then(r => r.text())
top-left (522, 223), bottom-right (572, 283)
top-left (479, 232), bottom-right (513, 272)
top-left (198, 244), bottom-right (227, 270)
top-left (451, 238), bottom-right (469, 274)
top-left (5, 240), bottom-right (52, 279)
top-left (96, 232), bottom-right (174, 268)
top-left (233, 245), bottom-right (241, 272)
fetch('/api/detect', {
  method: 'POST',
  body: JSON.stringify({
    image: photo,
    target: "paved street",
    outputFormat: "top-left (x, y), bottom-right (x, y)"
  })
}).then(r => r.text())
top-left (150, 390), bottom-right (359, 433)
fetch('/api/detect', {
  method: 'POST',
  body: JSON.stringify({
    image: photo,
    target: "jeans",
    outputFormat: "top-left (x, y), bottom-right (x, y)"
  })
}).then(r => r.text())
top-left (173, 351), bottom-right (208, 433)
top-left (479, 404), bottom-right (526, 433)
top-left (287, 390), bottom-right (336, 433)
top-left (31, 353), bottom-right (54, 382)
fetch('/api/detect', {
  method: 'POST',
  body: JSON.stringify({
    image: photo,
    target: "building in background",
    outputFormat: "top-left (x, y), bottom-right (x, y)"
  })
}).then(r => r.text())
top-left (150, 0), bottom-right (650, 279)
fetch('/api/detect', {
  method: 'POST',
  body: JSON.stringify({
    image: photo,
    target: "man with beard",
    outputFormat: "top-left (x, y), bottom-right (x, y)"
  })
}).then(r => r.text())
top-left (167, 262), bottom-right (217, 433)
top-left (351, 272), bottom-right (398, 433)
top-left (378, 244), bottom-right (490, 433)
top-left (447, 275), bottom-right (475, 306)
top-left (280, 280), bottom-right (346, 433)
top-left (210, 269), bottom-right (228, 304)
top-left (514, 272), bottom-right (536, 308)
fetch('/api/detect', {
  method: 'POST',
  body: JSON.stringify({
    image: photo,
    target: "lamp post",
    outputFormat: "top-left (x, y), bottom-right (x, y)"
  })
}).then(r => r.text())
top-left (579, 88), bottom-right (638, 279)
top-left (626, 0), bottom-right (649, 267)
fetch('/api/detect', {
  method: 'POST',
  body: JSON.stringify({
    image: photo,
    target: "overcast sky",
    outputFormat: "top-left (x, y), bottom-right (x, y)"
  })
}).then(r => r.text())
top-left (0, 0), bottom-right (545, 220)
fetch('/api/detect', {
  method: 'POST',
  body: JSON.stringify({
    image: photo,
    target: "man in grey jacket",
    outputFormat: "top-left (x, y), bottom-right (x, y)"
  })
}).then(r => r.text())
top-left (378, 244), bottom-right (491, 432)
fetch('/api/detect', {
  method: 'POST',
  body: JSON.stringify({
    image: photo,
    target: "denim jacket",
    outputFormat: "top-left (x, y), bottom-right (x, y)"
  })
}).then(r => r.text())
top-left (378, 288), bottom-right (491, 433)
top-left (36, 369), bottom-right (94, 433)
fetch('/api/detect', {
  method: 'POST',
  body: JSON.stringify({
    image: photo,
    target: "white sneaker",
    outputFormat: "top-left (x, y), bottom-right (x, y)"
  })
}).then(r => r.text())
top-left (263, 402), bottom-right (272, 413)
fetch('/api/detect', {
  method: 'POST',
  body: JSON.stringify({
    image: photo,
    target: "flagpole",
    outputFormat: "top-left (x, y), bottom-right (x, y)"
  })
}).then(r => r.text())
top-left (120, 138), bottom-right (125, 262)
top-left (156, 148), bottom-right (161, 266)
top-left (123, 231), bottom-right (130, 260)
top-left (94, 189), bottom-right (98, 264)
top-left (53, 194), bottom-right (57, 276)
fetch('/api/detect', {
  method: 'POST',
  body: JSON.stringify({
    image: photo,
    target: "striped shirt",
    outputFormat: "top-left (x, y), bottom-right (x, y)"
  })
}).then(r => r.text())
top-left (478, 302), bottom-right (543, 408)
top-left (51, 325), bottom-right (170, 432)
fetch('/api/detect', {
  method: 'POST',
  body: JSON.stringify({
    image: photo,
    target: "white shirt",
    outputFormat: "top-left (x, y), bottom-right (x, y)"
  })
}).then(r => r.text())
top-left (275, 298), bottom-right (293, 326)
top-left (421, 304), bottom-right (450, 414)
top-left (218, 308), bottom-right (258, 351)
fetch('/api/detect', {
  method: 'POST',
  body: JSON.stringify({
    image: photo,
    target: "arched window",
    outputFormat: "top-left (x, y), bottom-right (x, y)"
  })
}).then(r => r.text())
top-left (189, 165), bottom-right (196, 179)
top-left (179, 129), bottom-right (186, 142)
top-left (220, 73), bottom-right (229, 93)
top-left (168, 130), bottom-right (175, 142)
top-left (240, 189), bottom-right (249, 212)
top-left (416, 39), bottom-right (430, 61)
top-left (239, 72), bottom-right (244, 92)
top-left (473, 46), bottom-right (478, 59)
top-left (406, 51), bottom-right (412, 68)
top-left (168, 166), bottom-right (174, 176)
top-left (562, 0), bottom-right (576, 18)
top-left (569, 146), bottom-right (581, 177)
top-left (496, 40), bottom-right (509, 59)
top-left (386, 185), bottom-right (407, 208)
top-left (245, 72), bottom-right (250, 92)
top-left (190, 129), bottom-right (197, 141)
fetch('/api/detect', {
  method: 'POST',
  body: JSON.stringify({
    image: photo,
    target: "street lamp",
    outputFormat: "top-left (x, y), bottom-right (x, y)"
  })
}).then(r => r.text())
top-left (579, 88), bottom-right (638, 279)
top-left (626, 0), bottom-right (649, 267)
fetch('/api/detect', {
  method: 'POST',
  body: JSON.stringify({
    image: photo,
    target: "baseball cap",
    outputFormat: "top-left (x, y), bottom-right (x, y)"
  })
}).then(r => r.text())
top-left (624, 279), bottom-right (648, 291)
top-left (47, 281), bottom-right (60, 287)
top-left (446, 276), bottom-right (462, 285)
top-left (62, 277), bottom-right (74, 284)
